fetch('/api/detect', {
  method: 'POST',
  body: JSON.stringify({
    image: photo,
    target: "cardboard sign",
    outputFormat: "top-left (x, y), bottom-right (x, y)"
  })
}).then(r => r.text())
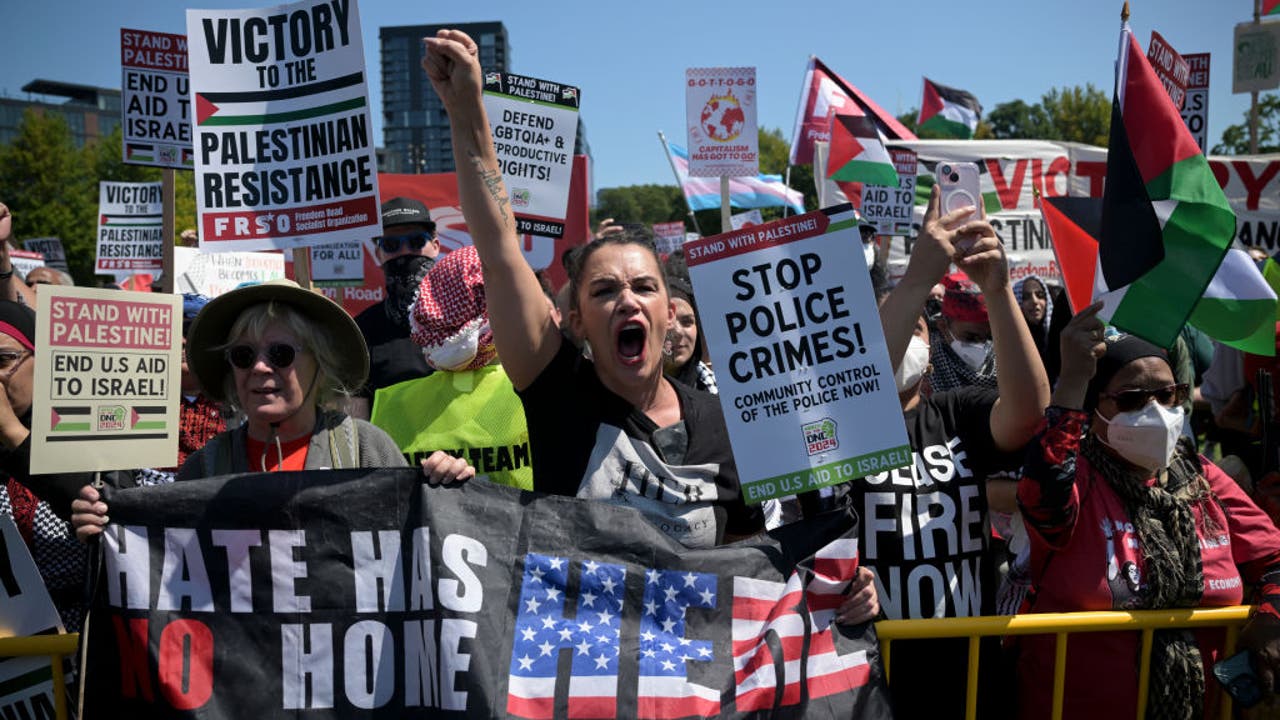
top-left (1147, 30), bottom-right (1190, 110)
top-left (96, 181), bottom-right (164, 273)
top-left (31, 287), bottom-right (181, 473)
top-left (652, 221), bottom-right (686, 254)
top-left (1182, 53), bottom-right (1211, 152)
top-left (483, 72), bottom-right (580, 239)
top-left (685, 67), bottom-right (758, 178)
top-left (186, 0), bottom-right (381, 251)
top-left (121, 28), bottom-right (193, 168)
top-left (22, 238), bottom-right (67, 273)
top-left (172, 246), bottom-right (285, 297)
top-left (308, 240), bottom-right (364, 287)
top-left (860, 148), bottom-right (917, 236)
top-left (0, 514), bottom-right (71, 717)
top-left (685, 207), bottom-right (911, 504)
top-left (9, 250), bottom-right (44, 280)
top-left (730, 209), bottom-right (764, 230)
top-left (1234, 20), bottom-right (1280, 94)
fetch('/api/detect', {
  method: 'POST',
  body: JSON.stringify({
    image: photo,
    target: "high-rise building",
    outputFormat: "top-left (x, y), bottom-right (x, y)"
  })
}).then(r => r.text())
top-left (0, 80), bottom-right (121, 147)
top-left (379, 21), bottom-right (591, 176)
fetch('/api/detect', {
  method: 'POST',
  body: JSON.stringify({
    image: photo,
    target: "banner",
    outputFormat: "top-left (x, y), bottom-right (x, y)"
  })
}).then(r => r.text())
top-left (22, 238), bottom-right (68, 273)
top-left (121, 28), bottom-right (193, 169)
top-left (1182, 53), bottom-right (1210, 152)
top-left (1147, 30), bottom-right (1190, 110)
top-left (483, 72), bottom-right (580, 239)
top-left (96, 181), bottom-right (165, 273)
top-left (187, 0), bottom-right (381, 251)
top-left (172, 246), bottom-right (285, 297)
top-left (82, 469), bottom-right (891, 719)
top-left (860, 149), bottom-right (917, 236)
top-left (652, 221), bottom-right (686, 255)
top-left (0, 514), bottom-right (71, 717)
top-left (31, 287), bottom-right (181, 473)
top-left (685, 207), bottom-right (911, 504)
top-left (685, 67), bottom-right (758, 178)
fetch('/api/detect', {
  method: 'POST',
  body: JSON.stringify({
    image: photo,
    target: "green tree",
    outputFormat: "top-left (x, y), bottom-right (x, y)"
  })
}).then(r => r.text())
top-left (986, 99), bottom-right (1054, 140)
top-left (897, 107), bottom-right (993, 140)
top-left (1213, 93), bottom-right (1280, 154)
top-left (89, 126), bottom-right (199, 236)
top-left (1040, 84), bottom-right (1111, 146)
top-left (0, 109), bottom-right (96, 283)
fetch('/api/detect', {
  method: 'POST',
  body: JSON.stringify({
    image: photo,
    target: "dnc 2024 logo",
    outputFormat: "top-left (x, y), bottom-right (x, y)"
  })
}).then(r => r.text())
top-left (802, 418), bottom-right (838, 456)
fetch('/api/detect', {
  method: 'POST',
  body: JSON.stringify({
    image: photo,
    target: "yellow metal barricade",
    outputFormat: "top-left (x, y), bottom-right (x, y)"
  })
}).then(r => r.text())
top-left (0, 633), bottom-right (79, 720)
top-left (875, 605), bottom-right (1253, 720)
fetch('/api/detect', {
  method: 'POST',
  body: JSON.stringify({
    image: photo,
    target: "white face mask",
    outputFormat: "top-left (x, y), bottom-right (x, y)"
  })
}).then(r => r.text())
top-left (863, 241), bottom-right (877, 268)
top-left (949, 338), bottom-right (991, 371)
top-left (896, 335), bottom-right (930, 392)
top-left (424, 318), bottom-right (487, 371)
top-left (1096, 400), bottom-right (1184, 471)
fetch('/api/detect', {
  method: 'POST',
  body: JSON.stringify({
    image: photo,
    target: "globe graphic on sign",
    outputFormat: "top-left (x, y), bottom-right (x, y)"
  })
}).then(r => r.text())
top-left (700, 92), bottom-right (745, 143)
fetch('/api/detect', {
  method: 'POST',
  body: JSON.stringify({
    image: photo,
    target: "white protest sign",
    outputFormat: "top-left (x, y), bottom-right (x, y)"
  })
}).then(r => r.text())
top-left (1182, 53), bottom-right (1210, 152)
top-left (121, 28), bottom-right (193, 168)
top-left (8, 251), bottom-right (44, 280)
top-left (187, 0), bottom-right (381, 252)
top-left (22, 239), bottom-right (67, 273)
top-left (685, 207), bottom-right (911, 504)
top-left (685, 67), bottom-right (758, 177)
top-left (1234, 20), bottom-right (1280, 94)
top-left (652, 221), bottom-right (686, 254)
top-left (173, 246), bottom-right (285, 296)
top-left (1148, 30), bottom-right (1190, 110)
top-left (483, 72), bottom-right (580, 238)
top-left (860, 148), bottom-right (917, 236)
top-left (309, 240), bottom-right (364, 286)
top-left (730, 209), bottom-right (764, 230)
top-left (95, 181), bottom-right (164, 273)
top-left (0, 514), bottom-right (72, 717)
top-left (32, 287), bottom-right (181, 473)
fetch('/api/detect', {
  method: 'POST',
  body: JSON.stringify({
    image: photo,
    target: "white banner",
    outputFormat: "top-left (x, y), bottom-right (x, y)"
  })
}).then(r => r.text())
top-left (121, 28), bottom-right (193, 169)
top-left (308, 239), bottom-right (364, 286)
top-left (685, 67), bottom-right (758, 177)
top-left (95, 181), bottom-right (164, 273)
top-left (172, 246), bottom-right (286, 297)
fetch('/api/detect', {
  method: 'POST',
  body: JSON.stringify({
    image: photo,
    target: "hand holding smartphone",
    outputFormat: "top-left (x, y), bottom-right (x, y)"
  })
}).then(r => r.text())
top-left (936, 162), bottom-right (982, 253)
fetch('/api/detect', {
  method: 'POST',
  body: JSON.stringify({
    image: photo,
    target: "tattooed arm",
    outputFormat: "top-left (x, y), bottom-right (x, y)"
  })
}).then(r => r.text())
top-left (422, 30), bottom-right (561, 390)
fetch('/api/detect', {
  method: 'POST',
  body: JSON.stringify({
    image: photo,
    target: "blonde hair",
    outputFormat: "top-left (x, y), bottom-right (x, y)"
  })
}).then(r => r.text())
top-left (216, 301), bottom-right (353, 411)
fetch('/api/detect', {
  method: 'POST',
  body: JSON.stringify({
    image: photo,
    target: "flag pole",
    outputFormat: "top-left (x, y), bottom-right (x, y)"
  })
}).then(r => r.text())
top-left (782, 167), bottom-right (792, 218)
top-left (719, 177), bottom-right (731, 231)
top-left (656, 131), bottom-right (702, 235)
top-left (1251, 0), bottom-right (1262, 154)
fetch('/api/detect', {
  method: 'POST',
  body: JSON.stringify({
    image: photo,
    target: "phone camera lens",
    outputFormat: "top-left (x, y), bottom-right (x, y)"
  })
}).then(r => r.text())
top-left (950, 173), bottom-right (960, 183)
top-left (940, 164), bottom-right (951, 175)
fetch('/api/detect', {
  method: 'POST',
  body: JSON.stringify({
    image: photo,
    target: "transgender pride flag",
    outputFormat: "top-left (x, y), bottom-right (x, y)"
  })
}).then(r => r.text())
top-left (661, 136), bottom-right (804, 214)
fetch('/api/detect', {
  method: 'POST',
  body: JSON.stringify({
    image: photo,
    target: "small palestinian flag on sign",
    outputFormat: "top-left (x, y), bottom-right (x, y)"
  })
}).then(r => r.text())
top-left (131, 405), bottom-right (167, 431)
top-left (182, 148), bottom-right (195, 167)
top-left (916, 78), bottom-right (982, 139)
top-left (125, 143), bottom-right (154, 163)
top-left (50, 406), bottom-right (91, 432)
top-left (827, 111), bottom-right (899, 187)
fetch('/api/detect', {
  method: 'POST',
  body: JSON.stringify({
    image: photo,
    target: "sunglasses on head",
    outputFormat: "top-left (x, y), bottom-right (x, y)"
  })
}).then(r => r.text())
top-left (225, 342), bottom-right (302, 370)
top-left (1101, 383), bottom-right (1190, 413)
top-left (375, 231), bottom-right (433, 254)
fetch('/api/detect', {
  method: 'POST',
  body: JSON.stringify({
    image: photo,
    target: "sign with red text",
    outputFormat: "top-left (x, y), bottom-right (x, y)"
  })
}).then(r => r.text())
top-left (685, 67), bottom-right (758, 177)
top-left (173, 246), bottom-right (286, 297)
top-left (9, 250), bottom-right (45, 280)
top-left (1148, 30), bottom-right (1190, 109)
top-left (0, 514), bottom-right (72, 716)
top-left (96, 181), bottom-right (164, 273)
top-left (121, 28), bottom-right (193, 168)
top-left (652, 220), bottom-right (686, 254)
top-left (186, 0), bottom-right (381, 252)
top-left (31, 287), bottom-right (181, 473)
top-left (1182, 53), bottom-right (1210, 152)
top-left (483, 72), bottom-right (580, 238)
top-left (685, 207), bottom-right (910, 503)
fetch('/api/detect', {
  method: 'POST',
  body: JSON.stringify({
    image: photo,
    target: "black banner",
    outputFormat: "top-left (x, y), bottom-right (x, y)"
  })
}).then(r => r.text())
top-left (81, 469), bottom-right (889, 718)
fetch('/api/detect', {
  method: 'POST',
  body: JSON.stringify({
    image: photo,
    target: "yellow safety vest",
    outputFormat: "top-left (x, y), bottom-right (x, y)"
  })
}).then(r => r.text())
top-left (371, 364), bottom-right (534, 490)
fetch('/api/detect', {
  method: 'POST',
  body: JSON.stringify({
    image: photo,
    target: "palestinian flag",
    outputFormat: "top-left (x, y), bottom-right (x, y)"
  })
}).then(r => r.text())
top-left (827, 111), bottom-right (899, 187)
top-left (916, 78), bottom-right (982, 139)
top-left (50, 406), bottom-right (91, 433)
top-left (130, 405), bottom-right (168, 431)
top-left (788, 56), bottom-right (917, 165)
top-left (1040, 195), bottom-right (1103, 314)
top-left (1088, 21), bottom-right (1236, 349)
top-left (1266, 0), bottom-right (1280, 15)
top-left (125, 143), bottom-right (154, 163)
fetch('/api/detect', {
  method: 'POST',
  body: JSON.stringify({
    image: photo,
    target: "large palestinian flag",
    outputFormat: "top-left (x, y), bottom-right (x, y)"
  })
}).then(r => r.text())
top-left (827, 111), bottom-right (899, 187)
top-left (916, 78), bottom-right (982, 139)
top-left (1087, 21), bottom-right (1237, 349)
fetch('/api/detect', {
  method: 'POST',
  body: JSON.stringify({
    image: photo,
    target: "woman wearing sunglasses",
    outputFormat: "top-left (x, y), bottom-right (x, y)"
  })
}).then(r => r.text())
top-left (1014, 302), bottom-right (1280, 719)
top-left (72, 280), bottom-right (473, 540)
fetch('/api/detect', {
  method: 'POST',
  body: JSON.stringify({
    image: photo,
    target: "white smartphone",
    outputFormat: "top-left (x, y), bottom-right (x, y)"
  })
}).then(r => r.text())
top-left (936, 161), bottom-right (982, 215)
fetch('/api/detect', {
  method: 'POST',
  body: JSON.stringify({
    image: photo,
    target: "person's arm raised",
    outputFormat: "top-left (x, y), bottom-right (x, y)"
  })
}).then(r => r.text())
top-left (422, 30), bottom-right (560, 390)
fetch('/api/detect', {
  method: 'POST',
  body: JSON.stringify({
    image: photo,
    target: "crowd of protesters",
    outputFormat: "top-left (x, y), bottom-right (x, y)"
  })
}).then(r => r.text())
top-left (1, 28), bottom-right (1279, 719)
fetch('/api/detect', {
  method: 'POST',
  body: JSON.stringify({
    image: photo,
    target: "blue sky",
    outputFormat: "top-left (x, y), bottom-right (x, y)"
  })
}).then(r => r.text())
top-left (0, 0), bottom-right (1261, 191)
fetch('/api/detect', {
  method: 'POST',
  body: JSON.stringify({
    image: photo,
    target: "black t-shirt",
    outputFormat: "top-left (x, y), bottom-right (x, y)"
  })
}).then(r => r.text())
top-left (517, 341), bottom-right (763, 548)
top-left (354, 300), bottom-right (431, 399)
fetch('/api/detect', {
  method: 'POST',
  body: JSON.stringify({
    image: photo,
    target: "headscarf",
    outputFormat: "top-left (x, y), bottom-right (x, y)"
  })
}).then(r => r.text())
top-left (940, 272), bottom-right (987, 323)
top-left (1012, 274), bottom-right (1054, 344)
top-left (664, 277), bottom-right (712, 393)
top-left (929, 273), bottom-right (997, 392)
top-left (410, 246), bottom-right (496, 371)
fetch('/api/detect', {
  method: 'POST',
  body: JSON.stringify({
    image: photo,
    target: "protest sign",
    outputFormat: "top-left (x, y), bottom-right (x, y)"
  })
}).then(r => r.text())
top-left (1182, 53), bottom-right (1210, 152)
top-left (121, 28), bottom-right (193, 168)
top-left (9, 250), bottom-right (44, 280)
top-left (652, 221), bottom-right (686, 254)
top-left (82, 468), bottom-right (891, 718)
top-left (22, 238), bottom-right (67, 273)
top-left (685, 67), bottom-right (758, 177)
top-left (31, 287), bottom-right (181, 473)
top-left (308, 240), bottom-right (364, 286)
top-left (685, 207), bottom-right (911, 504)
top-left (729, 209), bottom-right (763, 230)
top-left (483, 72), bottom-right (580, 238)
top-left (860, 148), bottom-right (917, 236)
top-left (1234, 20), bottom-right (1280, 94)
top-left (173, 246), bottom-right (285, 297)
top-left (0, 514), bottom-right (71, 718)
top-left (96, 181), bottom-right (165, 273)
top-left (1147, 30), bottom-right (1190, 110)
top-left (187, 0), bottom-right (381, 251)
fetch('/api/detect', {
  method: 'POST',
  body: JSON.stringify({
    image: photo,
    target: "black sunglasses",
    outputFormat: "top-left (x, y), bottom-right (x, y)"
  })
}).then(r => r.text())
top-left (375, 231), bottom-right (433, 254)
top-left (225, 343), bottom-right (302, 370)
top-left (1100, 383), bottom-right (1190, 413)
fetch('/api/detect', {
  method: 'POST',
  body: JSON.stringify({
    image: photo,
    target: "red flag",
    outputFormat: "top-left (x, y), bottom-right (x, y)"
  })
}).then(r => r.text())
top-left (789, 57), bottom-right (916, 165)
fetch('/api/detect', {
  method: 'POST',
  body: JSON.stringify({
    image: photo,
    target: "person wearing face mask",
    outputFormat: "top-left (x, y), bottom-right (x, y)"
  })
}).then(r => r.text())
top-left (928, 271), bottom-right (998, 393)
top-left (349, 198), bottom-right (441, 419)
top-left (860, 222), bottom-right (888, 298)
top-left (370, 245), bottom-right (534, 490)
top-left (1015, 306), bottom-right (1280, 720)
